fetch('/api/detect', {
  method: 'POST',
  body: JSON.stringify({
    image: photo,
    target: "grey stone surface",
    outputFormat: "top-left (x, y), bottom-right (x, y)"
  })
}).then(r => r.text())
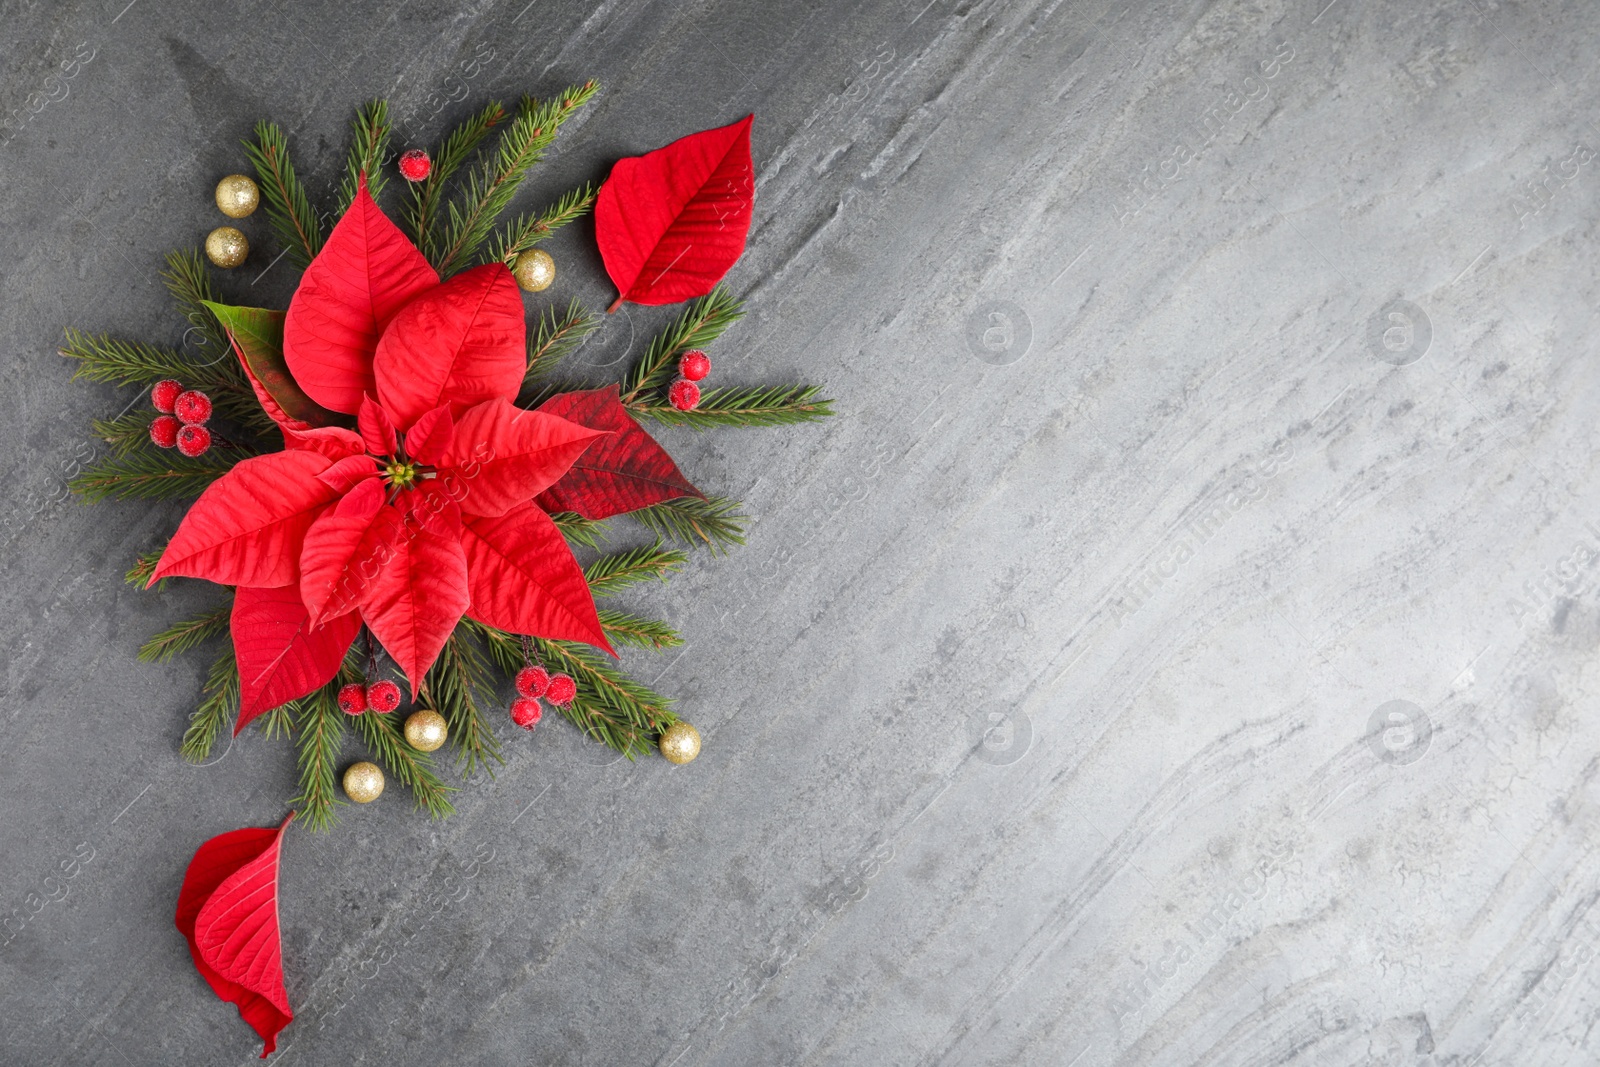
top-left (3, 0), bottom-right (1600, 1063)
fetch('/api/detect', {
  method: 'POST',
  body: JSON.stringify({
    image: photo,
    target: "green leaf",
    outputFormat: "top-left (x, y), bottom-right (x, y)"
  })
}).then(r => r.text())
top-left (201, 301), bottom-right (348, 428)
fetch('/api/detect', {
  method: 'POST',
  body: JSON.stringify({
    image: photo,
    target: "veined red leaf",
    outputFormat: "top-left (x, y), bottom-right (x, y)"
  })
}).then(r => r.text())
top-left (175, 815), bottom-right (294, 1057)
top-left (317, 454), bottom-right (379, 494)
top-left (373, 263), bottom-right (526, 430)
top-left (231, 586), bottom-right (360, 729)
top-left (405, 404), bottom-right (454, 466)
top-left (298, 493), bottom-right (403, 627)
top-left (435, 399), bottom-right (607, 518)
top-left (284, 425), bottom-right (366, 461)
top-left (151, 451), bottom-right (341, 589)
top-left (595, 115), bottom-right (754, 310)
top-left (358, 395), bottom-right (398, 457)
top-left (204, 301), bottom-right (349, 430)
top-left (283, 178), bottom-right (439, 414)
top-left (358, 499), bottom-right (469, 694)
top-left (461, 502), bottom-right (612, 652)
top-left (536, 386), bottom-right (701, 519)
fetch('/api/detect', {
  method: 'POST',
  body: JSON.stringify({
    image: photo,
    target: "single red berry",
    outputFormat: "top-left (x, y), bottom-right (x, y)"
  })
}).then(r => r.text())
top-left (678, 350), bottom-right (711, 381)
top-left (151, 379), bottom-right (183, 413)
top-left (510, 696), bottom-right (543, 730)
top-left (398, 149), bottom-right (432, 182)
top-left (149, 415), bottom-right (181, 449)
top-left (337, 683), bottom-right (369, 716)
top-left (515, 665), bottom-right (550, 698)
top-left (174, 390), bottom-right (212, 425)
top-left (544, 673), bottom-right (576, 706)
top-left (668, 379), bottom-right (700, 412)
top-left (366, 680), bottom-right (402, 713)
top-left (175, 424), bottom-right (211, 457)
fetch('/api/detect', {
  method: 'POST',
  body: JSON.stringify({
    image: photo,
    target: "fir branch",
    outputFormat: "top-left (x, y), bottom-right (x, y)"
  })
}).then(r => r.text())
top-left (419, 632), bottom-right (503, 776)
top-left (256, 703), bottom-right (297, 740)
top-left (598, 609), bottom-right (682, 650)
top-left (551, 511), bottom-right (611, 550)
top-left (354, 709), bottom-right (456, 818)
top-left (181, 646), bottom-right (237, 763)
top-left (632, 496), bottom-right (746, 554)
top-left (485, 182), bottom-right (596, 264)
top-left (92, 412), bottom-right (159, 458)
top-left (620, 286), bottom-right (744, 403)
top-left (631, 384), bottom-right (835, 429)
top-left (339, 99), bottom-right (391, 212)
top-left (405, 100), bottom-right (506, 262)
top-left (292, 683), bottom-right (346, 832)
top-left (126, 549), bottom-right (163, 589)
top-left (160, 249), bottom-right (233, 362)
top-left (244, 120), bottom-right (325, 270)
top-left (434, 81), bottom-right (600, 276)
top-left (70, 447), bottom-right (235, 503)
top-left (138, 606), bottom-right (228, 663)
top-left (525, 299), bottom-right (599, 383)
top-left (60, 329), bottom-right (243, 391)
top-left (584, 545), bottom-right (687, 597)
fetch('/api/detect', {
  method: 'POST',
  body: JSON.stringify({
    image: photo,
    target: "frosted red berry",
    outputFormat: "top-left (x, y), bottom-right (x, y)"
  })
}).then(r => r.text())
top-left (366, 680), bottom-right (402, 713)
top-left (678, 350), bottom-right (711, 381)
top-left (174, 390), bottom-right (212, 425)
top-left (510, 696), bottom-right (543, 730)
top-left (150, 415), bottom-right (180, 449)
top-left (515, 665), bottom-right (550, 698)
top-left (151, 379), bottom-right (183, 413)
top-left (175, 424), bottom-right (211, 457)
top-left (337, 683), bottom-right (369, 716)
top-left (668, 379), bottom-right (700, 412)
top-left (398, 149), bottom-right (432, 182)
top-left (544, 673), bottom-right (576, 706)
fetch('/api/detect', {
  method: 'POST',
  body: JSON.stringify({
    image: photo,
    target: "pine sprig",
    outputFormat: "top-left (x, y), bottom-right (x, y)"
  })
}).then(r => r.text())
top-left (405, 100), bottom-right (506, 262)
top-left (292, 683), bottom-right (346, 831)
top-left (486, 182), bottom-right (596, 264)
top-left (339, 99), bottom-right (391, 211)
top-left (354, 704), bottom-right (456, 818)
top-left (524, 299), bottom-right (599, 384)
top-left (61, 330), bottom-right (242, 391)
top-left (598, 609), bottom-right (682, 650)
top-left (244, 121), bottom-right (325, 270)
top-left (632, 384), bottom-right (835, 428)
top-left (256, 704), bottom-right (297, 740)
top-left (633, 496), bottom-right (747, 554)
top-left (419, 632), bottom-right (503, 776)
top-left (92, 412), bottom-right (160, 458)
top-left (181, 646), bottom-right (237, 763)
top-left (160, 249), bottom-right (232, 360)
top-left (138, 606), bottom-right (229, 663)
top-left (70, 447), bottom-right (236, 502)
top-left (126, 549), bottom-right (162, 589)
top-left (434, 81), bottom-right (600, 276)
top-left (621, 286), bottom-right (744, 403)
top-left (551, 511), bottom-right (611, 550)
top-left (584, 545), bottom-right (687, 596)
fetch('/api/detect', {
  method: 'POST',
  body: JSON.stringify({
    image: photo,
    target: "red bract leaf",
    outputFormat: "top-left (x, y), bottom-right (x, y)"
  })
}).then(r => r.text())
top-left (175, 815), bottom-right (294, 1057)
top-left (284, 425), bottom-right (365, 461)
top-left (232, 586), bottom-right (360, 730)
top-left (461, 502), bottom-right (612, 652)
top-left (595, 115), bottom-right (754, 310)
top-left (434, 399), bottom-right (607, 518)
top-left (358, 499), bottom-right (470, 694)
top-left (284, 178), bottom-right (439, 414)
top-left (317, 454), bottom-right (379, 495)
top-left (405, 404), bottom-right (454, 466)
top-left (373, 263), bottom-right (526, 430)
top-left (358, 394), bottom-right (398, 457)
top-left (298, 490), bottom-right (402, 627)
top-left (151, 451), bottom-right (341, 589)
top-left (536, 386), bottom-right (702, 519)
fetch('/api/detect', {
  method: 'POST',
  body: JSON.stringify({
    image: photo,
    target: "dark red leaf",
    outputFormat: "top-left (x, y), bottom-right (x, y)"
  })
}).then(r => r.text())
top-left (535, 386), bottom-right (702, 519)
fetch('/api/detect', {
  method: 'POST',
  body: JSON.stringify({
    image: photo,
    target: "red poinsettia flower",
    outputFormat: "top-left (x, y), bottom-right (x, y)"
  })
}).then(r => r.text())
top-left (151, 179), bottom-right (620, 726)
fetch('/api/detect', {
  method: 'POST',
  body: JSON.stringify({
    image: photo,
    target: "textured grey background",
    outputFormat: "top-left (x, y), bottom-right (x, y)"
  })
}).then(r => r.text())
top-left (3, 0), bottom-right (1599, 1064)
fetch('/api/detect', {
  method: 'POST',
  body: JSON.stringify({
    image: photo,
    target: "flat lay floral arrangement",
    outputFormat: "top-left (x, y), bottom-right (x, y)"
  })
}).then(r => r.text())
top-left (61, 84), bottom-right (831, 1054)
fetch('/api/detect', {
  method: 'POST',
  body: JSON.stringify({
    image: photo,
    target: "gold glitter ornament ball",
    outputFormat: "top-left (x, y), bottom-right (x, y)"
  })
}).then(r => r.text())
top-left (214, 174), bottom-right (260, 218)
top-left (404, 709), bottom-right (448, 752)
top-left (343, 761), bottom-right (385, 803)
top-left (205, 226), bottom-right (249, 268)
top-left (512, 249), bottom-right (555, 292)
top-left (659, 722), bottom-right (701, 765)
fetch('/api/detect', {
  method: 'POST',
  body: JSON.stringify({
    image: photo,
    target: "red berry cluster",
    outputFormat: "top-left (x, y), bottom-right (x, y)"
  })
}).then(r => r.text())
top-left (149, 378), bottom-right (213, 457)
top-left (508, 664), bottom-right (577, 731)
top-left (337, 680), bottom-right (403, 716)
top-left (668, 349), bottom-right (712, 411)
top-left (398, 149), bottom-right (432, 183)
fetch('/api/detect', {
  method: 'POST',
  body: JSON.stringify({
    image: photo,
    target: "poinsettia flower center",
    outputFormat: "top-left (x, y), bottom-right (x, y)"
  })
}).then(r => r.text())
top-left (383, 459), bottom-right (420, 488)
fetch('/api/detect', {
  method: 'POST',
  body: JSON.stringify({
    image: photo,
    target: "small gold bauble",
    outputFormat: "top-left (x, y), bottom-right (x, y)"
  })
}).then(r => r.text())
top-left (343, 761), bottom-right (385, 803)
top-left (512, 249), bottom-right (556, 292)
top-left (205, 226), bottom-right (249, 269)
top-left (214, 174), bottom-right (260, 218)
top-left (404, 709), bottom-right (448, 752)
top-left (659, 722), bottom-right (701, 765)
